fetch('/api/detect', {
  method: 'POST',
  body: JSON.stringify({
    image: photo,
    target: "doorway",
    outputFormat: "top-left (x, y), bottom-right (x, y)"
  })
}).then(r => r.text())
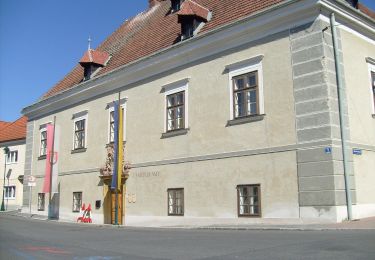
top-left (111, 189), bottom-right (123, 225)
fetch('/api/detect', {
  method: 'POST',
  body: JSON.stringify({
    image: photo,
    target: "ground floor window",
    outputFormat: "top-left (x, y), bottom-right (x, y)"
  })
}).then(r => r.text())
top-left (4, 186), bottom-right (16, 199)
top-left (38, 193), bottom-right (45, 211)
top-left (237, 184), bottom-right (261, 217)
top-left (168, 188), bottom-right (184, 216)
top-left (73, 192), bottom-right (82, 212)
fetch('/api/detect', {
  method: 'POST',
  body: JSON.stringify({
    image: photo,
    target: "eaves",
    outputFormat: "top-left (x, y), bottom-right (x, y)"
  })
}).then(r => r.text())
top-left (22, 0), bottom-right (373, 120)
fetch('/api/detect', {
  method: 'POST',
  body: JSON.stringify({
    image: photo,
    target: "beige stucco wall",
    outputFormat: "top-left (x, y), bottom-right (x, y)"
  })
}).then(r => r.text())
top-left (0, 142), bottom-right (25, 210)
top-left (28, 31), bottom-right (299, 222)
top-left (341, 28), bottom-right (375, 212)
top-left (126, 151), bottom-right (299, 220)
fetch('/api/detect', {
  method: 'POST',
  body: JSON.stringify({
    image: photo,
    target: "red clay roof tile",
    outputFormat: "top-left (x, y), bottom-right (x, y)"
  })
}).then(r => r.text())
top-left (0, 121), bottom-right (12, 132)
top-left (358, 3), bottom-right (375, 19)
top-left (79, 49), bottom-right (110, 66)
top-left (41, 0), bottom-right (374, 100)
top-left (177, 0), bottom-right (210, 21)
top-left (0, 116), bottom-right (27, 143)
top-left (42, 0), bottom-right (286, 99)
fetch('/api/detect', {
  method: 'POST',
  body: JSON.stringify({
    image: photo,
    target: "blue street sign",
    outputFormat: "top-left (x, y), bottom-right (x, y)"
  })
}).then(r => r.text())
top-left (324, 147), bottom-right (332, 154)
top-left (353, 149), bottom-right (362, 155)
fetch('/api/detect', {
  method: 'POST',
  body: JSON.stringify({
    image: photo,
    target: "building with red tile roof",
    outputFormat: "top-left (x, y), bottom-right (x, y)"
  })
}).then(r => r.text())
top-left (0, 116), bottom-right (27, 143)
top-left (32, 0), bottom-right (374, 100)
top-left (22, 0), bottom-right (375, 225)
top-left (0, 116), bottom-right (27, 211)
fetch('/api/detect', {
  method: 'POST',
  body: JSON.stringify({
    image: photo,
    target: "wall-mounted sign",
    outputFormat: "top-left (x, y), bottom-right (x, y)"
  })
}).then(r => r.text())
top-left (353, 149), bottom-right (362, 155)
top-left (324, 147), bottom-right (332, 154)
top-left (27, 175), bottom-right (36, 186)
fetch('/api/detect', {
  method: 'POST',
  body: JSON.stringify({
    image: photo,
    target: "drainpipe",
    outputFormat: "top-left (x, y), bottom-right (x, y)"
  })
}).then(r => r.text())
top-left (330, 13), bottom-right (353, 221)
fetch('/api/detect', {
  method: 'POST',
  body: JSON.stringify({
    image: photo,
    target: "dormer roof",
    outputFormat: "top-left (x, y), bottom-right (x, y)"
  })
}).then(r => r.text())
top-left (177, 0), bottom-right (210, 21)
top-left (79, 49), bottom-right (110, 66)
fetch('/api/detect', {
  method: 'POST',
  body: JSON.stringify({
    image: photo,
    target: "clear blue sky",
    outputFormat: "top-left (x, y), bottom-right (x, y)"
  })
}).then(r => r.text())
top-left (0, 0), bottom-right (374, 122)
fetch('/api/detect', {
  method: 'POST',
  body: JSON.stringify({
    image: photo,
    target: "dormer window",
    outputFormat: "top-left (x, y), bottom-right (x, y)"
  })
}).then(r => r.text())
top-left (180, 16), bottom-right (199, 40)
top-left (79, 49), bottom-right (110, 81)
top-left (176, 0), bottom-right (211, 41)
top-left (171, 0), bottom-right (184, 12)
top-left (83, 64), bottom-right (100, 81)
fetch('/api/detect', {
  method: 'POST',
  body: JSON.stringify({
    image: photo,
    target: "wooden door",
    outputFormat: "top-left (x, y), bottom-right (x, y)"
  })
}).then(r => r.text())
top-left (111, 191), bottom-right (122, 225)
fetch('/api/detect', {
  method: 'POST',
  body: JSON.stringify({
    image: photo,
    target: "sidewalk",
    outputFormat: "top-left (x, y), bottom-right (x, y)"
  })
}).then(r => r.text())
top-left (2, 210), bottom-right (375, 230)
top-left (195, 217), bottom-right (375, 231)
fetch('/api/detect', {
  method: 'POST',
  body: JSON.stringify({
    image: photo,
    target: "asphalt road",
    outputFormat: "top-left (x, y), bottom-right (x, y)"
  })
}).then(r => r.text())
top-left (1, 214), bottom-right (375, 260)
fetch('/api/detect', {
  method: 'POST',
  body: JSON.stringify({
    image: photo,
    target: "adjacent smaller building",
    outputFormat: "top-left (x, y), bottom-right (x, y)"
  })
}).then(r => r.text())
top-left (0, 117), bottom-right (27, 211)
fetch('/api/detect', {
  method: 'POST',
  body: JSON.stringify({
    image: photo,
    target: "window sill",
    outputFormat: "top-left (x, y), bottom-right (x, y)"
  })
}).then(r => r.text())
top-left (238, 214), bottom-right (261, 218)
top-left (38, 155), bottom-right (47, 160)
top-left (168, 214), bottom-right (184, 216)
top-left (71, 148), bottom-right (87, 154)
top-left (161, 128), bottom-right (189, 139)
top-left (227, 114), bottom-right (265, 126)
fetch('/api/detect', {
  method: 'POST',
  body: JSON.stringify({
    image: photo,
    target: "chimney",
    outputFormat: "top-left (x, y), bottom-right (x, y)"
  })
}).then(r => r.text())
top-left (149, 0), bottom-right (162, 8)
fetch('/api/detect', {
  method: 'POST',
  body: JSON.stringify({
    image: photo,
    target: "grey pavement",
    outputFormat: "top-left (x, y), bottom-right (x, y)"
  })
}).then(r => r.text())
top-left (1, 210), bottom-right (375, 230)
top-left (1, 213), bottom-right (375, 260)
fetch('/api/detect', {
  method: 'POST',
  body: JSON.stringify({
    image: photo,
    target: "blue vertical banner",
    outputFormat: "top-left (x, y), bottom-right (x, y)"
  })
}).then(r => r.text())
top-left (111, 101), bottom-right (119, 190)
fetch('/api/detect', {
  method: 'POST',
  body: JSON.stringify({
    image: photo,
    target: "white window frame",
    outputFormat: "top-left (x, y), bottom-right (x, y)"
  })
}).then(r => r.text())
top-left (39, 124), bottom-right (48, 157)
top-left (4, 185), bottom-right (16, 199)
top-left (162, 78), bottom-right (189, 133)
top-left (107, 99), bottom-right (127, 144)
top-left (72, 191), bottom-right (83, 212)
top-left (72, 111), bottom-right (88, 150)
top-left (226, 55), bottom-right (265, 120)
top-left (6, 151), bottom-right (18, 164)
top-left (38, 193), bottom-right (45, 211)
top-left (366, 58), bottom-right (375, 115)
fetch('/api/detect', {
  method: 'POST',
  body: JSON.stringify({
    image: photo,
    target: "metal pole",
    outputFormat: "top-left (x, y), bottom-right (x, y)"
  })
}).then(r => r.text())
top-left (1, 147), bottom-right (9, 211)
top-left (6, 176), bottom-right (9, 210)
top-left (48, 116), bottom-right (56, 219)
top-left (330, 13), bottom-right (353, 220)
top-left (29, 186), bottom-right (32, 215)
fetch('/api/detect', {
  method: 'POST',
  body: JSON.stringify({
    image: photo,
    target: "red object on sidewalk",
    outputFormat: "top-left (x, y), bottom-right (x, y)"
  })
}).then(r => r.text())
top-left (77, 203), bottom-right (92, 223)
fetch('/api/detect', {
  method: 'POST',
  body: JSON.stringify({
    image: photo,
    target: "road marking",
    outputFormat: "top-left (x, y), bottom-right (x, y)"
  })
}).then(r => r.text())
top-left (22, 246), bottom-right (71, 255)
top-left (73, 257), bottom-right (122, 260)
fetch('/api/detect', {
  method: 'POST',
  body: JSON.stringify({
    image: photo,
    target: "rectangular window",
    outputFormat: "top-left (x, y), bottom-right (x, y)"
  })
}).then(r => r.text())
top-left (74, 119), bottom-right (86, 149)
top-left (72, 192), bottom-right (82, 212)
top-left (237, 184), bottom-right (261, 217)
top-left (40, 130), bottom-right (47, 156)
top-left (167, 91), bottom-right (185, 131)
top-left (168, 188), bottom-right (184, 216)
top-left (171, 0), bottom-right (183, 12)
top-left (233, 72), bottom-right (259, 118)
top-left (4, 186), bottom-right (16, 199)
top-left (38, 193), bottom-right (45, 211)
top-left (6, 151), bottom-right (18, 164)
top-left (109, 110), bottom-right (115, 143)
